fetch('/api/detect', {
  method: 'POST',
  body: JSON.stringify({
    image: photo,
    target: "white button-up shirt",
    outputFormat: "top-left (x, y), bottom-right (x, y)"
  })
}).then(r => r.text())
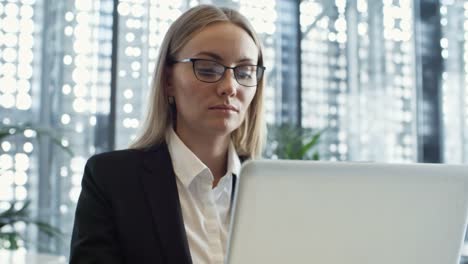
top-left (166, 128), bottom-right (241, 264)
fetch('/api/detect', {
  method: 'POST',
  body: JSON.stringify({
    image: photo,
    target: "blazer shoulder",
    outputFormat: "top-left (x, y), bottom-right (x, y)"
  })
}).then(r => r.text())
top-left (85, 149), bottom-right (140, 170)
top-left (89, 148), bottom-right (140, 162)
top-left (86, 143), bottom-right (167, 169)
top-left (82, 144), bottom-right (168, 193)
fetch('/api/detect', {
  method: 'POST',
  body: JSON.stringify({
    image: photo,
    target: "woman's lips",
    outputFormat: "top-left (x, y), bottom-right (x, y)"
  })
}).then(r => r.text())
top-left (209, 104), bottom-right (239, 112)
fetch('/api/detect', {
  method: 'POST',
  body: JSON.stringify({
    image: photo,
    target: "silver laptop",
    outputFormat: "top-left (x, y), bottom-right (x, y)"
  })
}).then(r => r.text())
top-left (226, 160), bottom-right (468, 264)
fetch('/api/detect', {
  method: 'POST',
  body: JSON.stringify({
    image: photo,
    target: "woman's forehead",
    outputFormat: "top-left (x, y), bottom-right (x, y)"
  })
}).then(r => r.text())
top-left (178, 22), bottom-right (259, 63)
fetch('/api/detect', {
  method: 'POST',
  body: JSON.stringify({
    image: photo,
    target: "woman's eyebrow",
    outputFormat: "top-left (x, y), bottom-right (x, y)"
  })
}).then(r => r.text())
top-left (193, 51), bottom-right (223, 60)
top-left (193, 51), bottom-right (256, 64)
top-left (237, 57), bottom-right (256, 63)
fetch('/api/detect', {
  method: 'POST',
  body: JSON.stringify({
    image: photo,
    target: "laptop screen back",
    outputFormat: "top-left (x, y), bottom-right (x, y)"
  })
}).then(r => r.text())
top-left (226, 160), bottom-right (468, 264)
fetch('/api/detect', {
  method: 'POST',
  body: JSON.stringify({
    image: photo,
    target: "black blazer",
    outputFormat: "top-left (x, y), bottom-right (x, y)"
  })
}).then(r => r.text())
top-left (70, 143), bottom-right (195, 263)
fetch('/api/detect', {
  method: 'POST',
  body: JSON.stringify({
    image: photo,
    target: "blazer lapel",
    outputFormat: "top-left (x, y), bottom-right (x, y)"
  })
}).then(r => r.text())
top-left (139, 143), bottom-right (192, 264)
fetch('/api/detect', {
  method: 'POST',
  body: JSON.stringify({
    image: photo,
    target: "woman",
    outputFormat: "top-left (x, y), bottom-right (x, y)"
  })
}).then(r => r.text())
top-left (70, 4), bottom-right (266, 264)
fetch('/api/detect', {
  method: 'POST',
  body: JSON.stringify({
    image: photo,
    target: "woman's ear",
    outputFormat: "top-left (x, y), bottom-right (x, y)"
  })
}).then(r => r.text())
top-left (165, 67), bottom-right (174, 96)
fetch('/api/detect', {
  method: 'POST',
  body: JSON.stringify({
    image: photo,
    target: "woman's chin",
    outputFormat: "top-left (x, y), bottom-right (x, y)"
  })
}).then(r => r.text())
top-left (205, 119), bottom-right (239, 135)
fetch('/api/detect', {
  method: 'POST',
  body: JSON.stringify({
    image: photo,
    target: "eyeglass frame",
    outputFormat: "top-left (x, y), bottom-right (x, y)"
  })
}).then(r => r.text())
top-left (169, 58), bottom-right (266, 87)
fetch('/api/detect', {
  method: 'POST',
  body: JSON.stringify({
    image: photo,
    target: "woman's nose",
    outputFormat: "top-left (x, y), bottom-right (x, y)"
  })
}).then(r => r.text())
top-left (217, 69), bottom-right (238, 96)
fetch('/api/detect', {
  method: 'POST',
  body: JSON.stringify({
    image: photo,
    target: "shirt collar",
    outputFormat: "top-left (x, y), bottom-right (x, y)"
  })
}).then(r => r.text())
top-left (166, 127), bottom-right (241, 188)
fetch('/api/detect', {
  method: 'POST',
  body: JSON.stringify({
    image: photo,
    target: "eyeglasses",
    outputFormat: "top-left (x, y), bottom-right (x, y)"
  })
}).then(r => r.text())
top-left (171, 58), bottom-right (265, 87)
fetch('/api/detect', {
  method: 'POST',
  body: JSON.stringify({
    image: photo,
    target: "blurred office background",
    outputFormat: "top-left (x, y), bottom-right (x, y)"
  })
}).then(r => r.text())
top-left (0, 0), bottom-right (467, 260)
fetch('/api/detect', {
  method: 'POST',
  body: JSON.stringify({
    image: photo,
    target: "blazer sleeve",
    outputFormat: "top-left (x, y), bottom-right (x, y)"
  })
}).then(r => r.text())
top-left (69, 156), bottom-right (124, 264)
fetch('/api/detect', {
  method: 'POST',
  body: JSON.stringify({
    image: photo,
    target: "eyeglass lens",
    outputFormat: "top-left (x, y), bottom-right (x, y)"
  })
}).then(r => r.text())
top-left (193, 60), bottom-right (262, 86)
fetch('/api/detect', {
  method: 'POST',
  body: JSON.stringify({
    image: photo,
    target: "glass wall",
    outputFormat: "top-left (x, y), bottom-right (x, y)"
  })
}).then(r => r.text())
top-left (0, 0), bottom-right (114, 254)
top-left (300, 0), bottom-right (417, 162)
top-left (0, 0), bottom-right (467, 260)
top-left (440, 0), bottom-right (468, 164)
top-left (0, 0), bottom-right (41, 251)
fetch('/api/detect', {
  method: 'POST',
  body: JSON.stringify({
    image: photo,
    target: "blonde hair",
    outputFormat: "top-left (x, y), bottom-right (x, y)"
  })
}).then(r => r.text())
top-left (130, 5), bottom-right (265, 158)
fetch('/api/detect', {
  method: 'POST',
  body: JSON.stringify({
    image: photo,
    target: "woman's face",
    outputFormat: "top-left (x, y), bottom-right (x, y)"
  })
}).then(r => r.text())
top-left (167, 22), bottom-right (259, 138)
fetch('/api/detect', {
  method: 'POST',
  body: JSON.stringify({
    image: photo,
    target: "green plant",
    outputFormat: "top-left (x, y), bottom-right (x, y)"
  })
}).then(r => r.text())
top-left (0, 123), bottom-right (73, 156)
top-left (265, 123), bottom-right (325, 160)
top-left (0, 122), bottom-right (72, 250)
top-left (0, 200), bottom-right (64, 250)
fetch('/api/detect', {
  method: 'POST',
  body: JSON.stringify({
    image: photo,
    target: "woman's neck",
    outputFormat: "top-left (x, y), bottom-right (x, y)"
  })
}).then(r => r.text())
top-left (174, 126), bottom-right (230, 188)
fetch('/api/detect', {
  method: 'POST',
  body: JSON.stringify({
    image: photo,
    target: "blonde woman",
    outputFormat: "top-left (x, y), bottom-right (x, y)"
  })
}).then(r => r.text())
top-left (70, 4), bottom-right (265, 264)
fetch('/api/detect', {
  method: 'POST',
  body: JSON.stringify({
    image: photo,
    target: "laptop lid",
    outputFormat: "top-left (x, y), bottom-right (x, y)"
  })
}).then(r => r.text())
top-left (226, 160), bottom-right (468, 264)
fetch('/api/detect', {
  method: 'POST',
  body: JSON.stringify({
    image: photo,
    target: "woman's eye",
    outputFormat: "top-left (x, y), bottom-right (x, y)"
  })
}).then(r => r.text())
top-left (197, 68), bottom-right (220, 76)
top-left (237, 71), bottom-right (253, 79)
